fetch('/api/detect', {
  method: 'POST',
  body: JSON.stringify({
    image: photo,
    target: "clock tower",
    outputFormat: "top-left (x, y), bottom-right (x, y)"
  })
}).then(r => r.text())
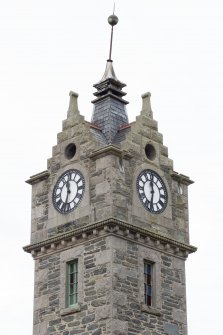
top-left (24, 14), bottom-right (196, 335)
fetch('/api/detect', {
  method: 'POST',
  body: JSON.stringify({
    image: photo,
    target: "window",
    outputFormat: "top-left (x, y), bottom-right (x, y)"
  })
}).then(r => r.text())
top-left (144, 261), bottom-right (152, 306)
top-left (67, 260), bottom-right (78, 307)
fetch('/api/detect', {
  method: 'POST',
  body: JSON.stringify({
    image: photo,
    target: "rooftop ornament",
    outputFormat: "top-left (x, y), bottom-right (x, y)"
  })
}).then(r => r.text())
top-left (108, 5), bottom-right (119, 61)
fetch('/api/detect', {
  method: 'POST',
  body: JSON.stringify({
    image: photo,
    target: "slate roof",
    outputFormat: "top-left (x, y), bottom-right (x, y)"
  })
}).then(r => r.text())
top-left (91, 60), bottom-right (130, 144)
top-left (90, 127), bottom-right (107, 146)
top-left (112, 126), bottom-right (131, 145)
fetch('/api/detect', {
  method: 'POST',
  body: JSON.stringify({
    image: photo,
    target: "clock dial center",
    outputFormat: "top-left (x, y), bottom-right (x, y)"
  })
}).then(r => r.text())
top-left (61, 181), bottom-right (77, 203)
top-left (144, 181), bottom-right (159, 203)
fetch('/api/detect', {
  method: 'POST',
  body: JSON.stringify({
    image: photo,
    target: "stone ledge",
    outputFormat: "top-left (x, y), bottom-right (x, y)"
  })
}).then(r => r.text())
top-left (89, 145), bottom-right (133, 160)
top-left (26, 170), bottom-right (50, 185)
top-left (60, 304), bottom-right (81, 316)
top-left (23, 217), bottom-right (197, 259)
top-left (141, 304), bottom-right (162, 317)
top-left (171, 171), bottom-right (194, 185)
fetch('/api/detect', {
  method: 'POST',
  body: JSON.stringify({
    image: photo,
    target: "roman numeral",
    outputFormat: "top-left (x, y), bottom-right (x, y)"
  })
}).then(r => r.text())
top-left (70, 173), bottom-right (75, 180)
top-left (145, 200), bottom-right (149, 208)
top-left (75, 177), bottom-right (81, 184)
top-left (61, 177), bottom-right (67, 184)
top-left (56, 198), bottom-right (62, 207)
top-left (146, 173), bottom-right (151, 181)
top-left (61, 202), bottom-right (66, 212)
top-left (160, 194), bottom-right (166, 200)
top-left (56, 188), bottom-right (62, 195)
top-left (138, 181), bottom-right (143, 188)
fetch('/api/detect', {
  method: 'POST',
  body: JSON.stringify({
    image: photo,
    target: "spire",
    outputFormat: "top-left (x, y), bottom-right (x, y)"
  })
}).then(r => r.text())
top-left (91, 11), bottom-right (129, 144)
top-left (108, 4), bottom-right (118, 61)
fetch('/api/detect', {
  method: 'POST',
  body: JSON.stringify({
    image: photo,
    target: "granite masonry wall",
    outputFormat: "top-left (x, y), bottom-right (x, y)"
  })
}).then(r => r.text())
top-left (33, 234), bottom-right (187, 335)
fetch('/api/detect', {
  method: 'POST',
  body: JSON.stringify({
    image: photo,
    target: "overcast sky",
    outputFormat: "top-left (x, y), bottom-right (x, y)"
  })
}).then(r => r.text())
top-left (0, 1), bottom-right (222, 334)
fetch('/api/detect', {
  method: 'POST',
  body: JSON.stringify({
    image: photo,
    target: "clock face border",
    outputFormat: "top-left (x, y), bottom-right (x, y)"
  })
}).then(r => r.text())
top-left (136, 169), bottom-right (168, 214)
top-left (52, 169), bottom-right (85, 214)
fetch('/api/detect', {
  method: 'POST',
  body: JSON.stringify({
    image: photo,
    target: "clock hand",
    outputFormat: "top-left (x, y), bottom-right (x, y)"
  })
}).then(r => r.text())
top-left (65, 181), bottom-right (70, 204)
top-left (150, 179), bottom-right (154, 210)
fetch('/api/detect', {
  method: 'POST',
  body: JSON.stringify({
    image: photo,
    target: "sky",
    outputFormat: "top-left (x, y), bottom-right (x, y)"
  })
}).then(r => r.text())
top-left (0, 0), bottom-right (222, 334)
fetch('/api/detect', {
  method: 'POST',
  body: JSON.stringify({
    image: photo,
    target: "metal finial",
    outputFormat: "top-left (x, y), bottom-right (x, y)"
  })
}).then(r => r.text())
top-left (108, 4), bottom-right (118, 61)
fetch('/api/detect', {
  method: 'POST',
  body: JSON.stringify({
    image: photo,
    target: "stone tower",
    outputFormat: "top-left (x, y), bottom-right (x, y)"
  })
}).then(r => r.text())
top-left (24, 14), bottom-right (196, 335)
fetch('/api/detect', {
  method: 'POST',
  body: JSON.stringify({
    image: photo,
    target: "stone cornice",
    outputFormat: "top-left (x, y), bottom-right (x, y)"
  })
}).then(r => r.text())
top-left (26, 170), bottom-right (50, 185)
top-left (171, 171), bottom-right (194, 186)
top-left (89, 145), bottom-right (133, 160)
top-left (23, 218), bottom-right (197, 259)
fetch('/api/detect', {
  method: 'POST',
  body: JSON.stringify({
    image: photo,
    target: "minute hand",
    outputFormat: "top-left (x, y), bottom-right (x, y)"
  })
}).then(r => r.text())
top-left (150, 180), bottom-right (154, 210)
top-left (65, 181), bottom-right (70, 204)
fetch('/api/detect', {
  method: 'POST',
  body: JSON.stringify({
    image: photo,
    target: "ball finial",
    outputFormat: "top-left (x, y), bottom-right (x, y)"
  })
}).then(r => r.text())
top-left (108, 14), bottom-right (118, 27)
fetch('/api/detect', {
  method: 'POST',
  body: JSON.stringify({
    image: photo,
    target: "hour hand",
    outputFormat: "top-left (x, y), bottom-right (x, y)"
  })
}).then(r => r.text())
top-left (66, 181), bottom-right (71, 192)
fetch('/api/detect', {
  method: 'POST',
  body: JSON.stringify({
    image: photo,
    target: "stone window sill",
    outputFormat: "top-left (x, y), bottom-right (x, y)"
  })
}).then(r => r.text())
top-left (141, 304), bottom-right (162, 316)
top-left (60, 304), bottom-right (81, 316)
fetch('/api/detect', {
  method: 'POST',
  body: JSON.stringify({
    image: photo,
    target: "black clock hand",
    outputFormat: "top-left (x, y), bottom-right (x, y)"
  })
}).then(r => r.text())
top-left (150, 176), bottom-right (154, 210)
top-left (65, 181), bottom-right (70, 204)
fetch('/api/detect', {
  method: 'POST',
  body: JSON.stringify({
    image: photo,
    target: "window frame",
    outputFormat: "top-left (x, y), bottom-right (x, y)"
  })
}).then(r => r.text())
top-left (67, 260), bottom-right (78, 308)
top-left (144, 260), bottom-right (153, 307)
top-left (60, 248), bottom-right (84, 316)
top-left (140, 252), bottom-right (162, 316)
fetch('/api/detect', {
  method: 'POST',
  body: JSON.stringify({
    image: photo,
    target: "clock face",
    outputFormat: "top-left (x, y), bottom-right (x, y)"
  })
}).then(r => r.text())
top-left (53, 169), bottom-right (85, 214)
top-left (136, 169), bottom-right (168, 214)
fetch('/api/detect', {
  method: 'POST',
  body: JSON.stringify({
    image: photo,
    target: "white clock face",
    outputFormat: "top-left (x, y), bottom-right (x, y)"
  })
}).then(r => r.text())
top-left (53, 169), bottom-right (85, 214)
top-left (136, 169), bottom-right (168, 214)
